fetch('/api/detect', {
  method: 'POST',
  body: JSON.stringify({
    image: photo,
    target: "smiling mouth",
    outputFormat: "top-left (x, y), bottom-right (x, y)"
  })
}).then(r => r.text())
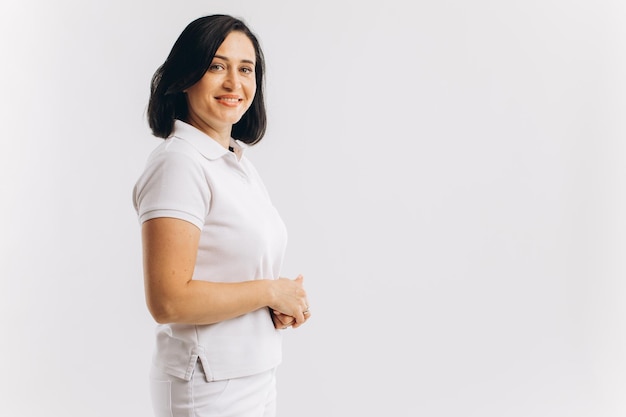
top-left (216, 97), bottom-right (242, 103)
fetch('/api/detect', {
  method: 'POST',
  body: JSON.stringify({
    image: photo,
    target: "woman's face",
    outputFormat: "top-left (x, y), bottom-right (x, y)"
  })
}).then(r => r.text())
top-left (185, 31), bottom-right (257, 141)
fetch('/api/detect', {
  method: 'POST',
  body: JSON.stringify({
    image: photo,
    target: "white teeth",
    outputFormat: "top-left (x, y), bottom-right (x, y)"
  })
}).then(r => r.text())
top-left (219, 98), bottom-right (239, 102)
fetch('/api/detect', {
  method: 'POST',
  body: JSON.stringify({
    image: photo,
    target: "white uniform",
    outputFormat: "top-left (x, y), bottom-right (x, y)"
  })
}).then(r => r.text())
top-left (133, 120), bottom-right (288, 416)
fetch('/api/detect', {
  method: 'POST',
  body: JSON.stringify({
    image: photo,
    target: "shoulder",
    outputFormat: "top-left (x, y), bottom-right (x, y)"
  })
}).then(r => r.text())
top-left (135, 138), bottom-right (210, 199)
top-left (147, 137), bottom-right (204, 165)
top-left (133, 139), bottom-right (212, 227)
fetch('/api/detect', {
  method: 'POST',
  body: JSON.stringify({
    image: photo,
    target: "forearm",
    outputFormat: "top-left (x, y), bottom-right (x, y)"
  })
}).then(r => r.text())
top-left (147, 278), bottom-right (274, 325)
top-left (141, 218), bottom-right (308, 326)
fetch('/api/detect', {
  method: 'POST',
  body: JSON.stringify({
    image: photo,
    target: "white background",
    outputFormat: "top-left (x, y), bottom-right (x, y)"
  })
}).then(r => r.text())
top-left (1, 0), bottom-right (625, 416)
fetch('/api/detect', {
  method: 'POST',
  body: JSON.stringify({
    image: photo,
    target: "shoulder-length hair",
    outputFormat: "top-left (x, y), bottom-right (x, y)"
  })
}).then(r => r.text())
top-left (147, 15), bottom-right (267, 144)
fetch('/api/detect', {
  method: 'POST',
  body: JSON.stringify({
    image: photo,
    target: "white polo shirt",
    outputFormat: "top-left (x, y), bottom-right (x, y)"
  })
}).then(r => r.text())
top-left (133, 120), bottom-right (288, 382)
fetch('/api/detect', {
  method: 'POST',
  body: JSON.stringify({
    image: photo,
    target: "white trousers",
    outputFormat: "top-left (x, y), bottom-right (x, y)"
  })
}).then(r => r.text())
top-left (149, 361), bottom-right (277, 417)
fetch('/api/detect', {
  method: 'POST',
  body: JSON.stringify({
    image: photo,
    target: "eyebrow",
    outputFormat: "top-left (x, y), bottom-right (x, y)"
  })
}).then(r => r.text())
top-left (213, 54), bottom-right (255, 65)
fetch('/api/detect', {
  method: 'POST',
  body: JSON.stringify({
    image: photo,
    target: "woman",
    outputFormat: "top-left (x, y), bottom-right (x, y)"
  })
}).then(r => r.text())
top-left (133, 14), bottom-right (311, 417)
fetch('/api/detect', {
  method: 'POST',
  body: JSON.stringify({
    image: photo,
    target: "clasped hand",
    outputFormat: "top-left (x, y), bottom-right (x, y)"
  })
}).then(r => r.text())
top-left (269, 275), bottom-right (311, 329)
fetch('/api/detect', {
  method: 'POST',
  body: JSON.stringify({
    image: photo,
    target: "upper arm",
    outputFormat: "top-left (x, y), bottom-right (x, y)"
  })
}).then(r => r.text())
top-left (141, 217), bottom-right (201, 321)
top-left (134, 151), bottom-right (210, 230)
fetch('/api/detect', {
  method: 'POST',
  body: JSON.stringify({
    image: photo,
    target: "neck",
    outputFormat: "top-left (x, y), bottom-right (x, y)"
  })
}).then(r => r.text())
top-left (185, 117), bottom-right (231, 149)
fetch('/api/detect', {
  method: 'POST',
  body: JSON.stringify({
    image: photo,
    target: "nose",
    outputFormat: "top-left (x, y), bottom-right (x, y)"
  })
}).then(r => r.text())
top-left (222, 68), bottom-right (242, 90)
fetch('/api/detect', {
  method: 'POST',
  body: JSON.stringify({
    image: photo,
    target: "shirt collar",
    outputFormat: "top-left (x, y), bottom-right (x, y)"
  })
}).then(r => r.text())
top-left (170, 119), bottom-right (247, 160)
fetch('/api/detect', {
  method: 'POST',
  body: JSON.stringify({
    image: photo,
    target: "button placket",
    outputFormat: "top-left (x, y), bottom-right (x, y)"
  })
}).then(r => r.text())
top-left (227, 153), bottom-right (250, 184)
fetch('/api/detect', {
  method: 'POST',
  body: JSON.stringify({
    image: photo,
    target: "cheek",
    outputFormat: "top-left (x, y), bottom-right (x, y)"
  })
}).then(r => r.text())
top-left (185, 94), bottom-right (201, 114)
top-left (186, 88), bottom-right (211, 113)
top-left (246, 84), bottom-right (257, 103)
top-left (186, 79), bottom-right (214, 103)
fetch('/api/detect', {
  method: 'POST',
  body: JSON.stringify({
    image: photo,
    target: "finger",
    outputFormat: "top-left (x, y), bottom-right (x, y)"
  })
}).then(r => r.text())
top-left (294, 309), bottom-right (305, 324)
top-left (280, 316), bottom-right (295, 326)
top-left (271, 314), bottom-right (285, 330)
top-left (277, 315), bottom-right (293, 329)
top-left (292, 315), bottom-right (309, 328)
top-left (273, 310), bottom-right (288, 319)
top-left (275, 312), bottom-right (295, 326)
top-left (273, 311), bottom-right (288, 319)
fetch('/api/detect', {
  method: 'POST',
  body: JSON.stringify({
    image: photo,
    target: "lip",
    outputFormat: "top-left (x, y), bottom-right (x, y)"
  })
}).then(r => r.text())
top-left (215, 95), bottom-right (243, 107)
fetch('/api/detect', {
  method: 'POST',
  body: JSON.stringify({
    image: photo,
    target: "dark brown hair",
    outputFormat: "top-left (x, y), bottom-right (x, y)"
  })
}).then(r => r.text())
top-left (147, 15), bottom-right (267, 144)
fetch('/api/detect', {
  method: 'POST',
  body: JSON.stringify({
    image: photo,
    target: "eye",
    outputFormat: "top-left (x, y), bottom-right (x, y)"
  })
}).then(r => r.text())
top-left (241, 66), bottom-right (254, 74)
top-left (209, 63), bottom-right (225, 71)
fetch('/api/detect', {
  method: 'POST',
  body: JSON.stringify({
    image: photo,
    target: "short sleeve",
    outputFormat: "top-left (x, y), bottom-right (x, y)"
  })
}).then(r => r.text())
top-left (133, 150), bottom-right (210, 230)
